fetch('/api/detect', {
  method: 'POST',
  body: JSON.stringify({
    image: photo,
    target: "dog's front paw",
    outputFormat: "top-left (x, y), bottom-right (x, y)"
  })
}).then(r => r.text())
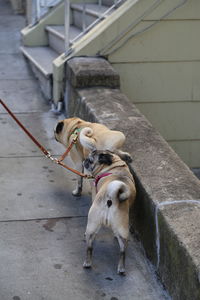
top-left (83, 261), bottom-right (92, 269)
top-left (72, 188), bottom-right (82, 197)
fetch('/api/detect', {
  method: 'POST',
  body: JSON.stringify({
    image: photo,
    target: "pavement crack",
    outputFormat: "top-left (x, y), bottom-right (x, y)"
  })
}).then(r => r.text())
top-left (0, 154), bottom-right (62, 159)
top-left (0, 215), bottom-right (87, 223)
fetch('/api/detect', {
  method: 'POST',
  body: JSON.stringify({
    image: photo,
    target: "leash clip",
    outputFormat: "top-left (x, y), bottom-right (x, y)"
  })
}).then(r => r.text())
top-left (85, 174), bottom-right (94, 179)
top-left (72, 133), bottom-right (78, 143)
top-left (46, 152), bottom-right (59, 164)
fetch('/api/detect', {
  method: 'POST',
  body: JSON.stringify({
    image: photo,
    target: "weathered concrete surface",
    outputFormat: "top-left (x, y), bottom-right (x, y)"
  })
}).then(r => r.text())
top-left (0, 80), bottom-right (48, 113)
top-left (0, 11), bottom-right (25, 54)
top-left (0, 53), bottom-right (33, 79)
top-left (67, 57), bottom-right (120, 88)
top-left (0, 2), bottom-right (170, 299)
top-left (0, 218), bottom-right (169, 300)
top-left (0, 0), bottom-right (13, 15)
top-left (0, 156), bottom-right (90, 221)
top-left (66, 57), bottom-right (200, 300)
top-left (0, 112), bottom-right (63, 156)
top-left (159, 203), bottom-right (200, 300)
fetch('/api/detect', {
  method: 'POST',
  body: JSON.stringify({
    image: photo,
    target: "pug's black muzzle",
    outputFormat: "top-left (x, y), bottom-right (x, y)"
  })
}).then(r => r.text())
top-left (55, 121), bottom-right (64, 134)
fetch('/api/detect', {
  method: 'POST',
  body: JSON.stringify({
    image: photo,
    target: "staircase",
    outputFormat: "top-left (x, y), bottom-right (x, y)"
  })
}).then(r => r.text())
top-left (21, 0), bottom-right (125, 101)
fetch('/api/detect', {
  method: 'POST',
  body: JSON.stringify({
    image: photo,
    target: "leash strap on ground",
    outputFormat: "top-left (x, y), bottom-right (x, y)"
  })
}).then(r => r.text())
top-left (0, 99), bottom-right (49, 156)
top-left (0, 99), bottom-right (92, 179)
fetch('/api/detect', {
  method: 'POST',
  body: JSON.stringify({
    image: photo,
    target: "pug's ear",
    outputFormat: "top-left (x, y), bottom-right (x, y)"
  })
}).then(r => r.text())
top-left (98, 153), bottom-right (113, 165)
top-left (115, 150), bottom-right (132, 164)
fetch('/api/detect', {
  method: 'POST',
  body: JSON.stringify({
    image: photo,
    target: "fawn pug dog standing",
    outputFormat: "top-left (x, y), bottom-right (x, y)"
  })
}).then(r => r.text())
top-left (54, 117), bottom-right (131, 196)
top-left (83, 150), bottom-right (136, 275)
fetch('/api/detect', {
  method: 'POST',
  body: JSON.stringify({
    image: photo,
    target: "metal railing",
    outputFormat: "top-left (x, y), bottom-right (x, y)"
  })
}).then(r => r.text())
top-left (27, 0), bottom-right (61, 26)
top-left (64, 0), bottom-right (124, 55)
top-left (27, 0), bottom-right (125, 53)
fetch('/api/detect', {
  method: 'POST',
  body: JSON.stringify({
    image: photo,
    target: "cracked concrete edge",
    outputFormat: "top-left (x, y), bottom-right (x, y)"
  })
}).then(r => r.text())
top-left (65, 57), bottom-right (200, 300)
top-left (66, 57), bottom-right (120, 89)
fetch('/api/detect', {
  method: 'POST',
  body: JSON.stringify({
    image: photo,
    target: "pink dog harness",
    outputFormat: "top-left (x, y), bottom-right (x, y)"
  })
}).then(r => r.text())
top-left (94, 172), bottom-right (112, 193)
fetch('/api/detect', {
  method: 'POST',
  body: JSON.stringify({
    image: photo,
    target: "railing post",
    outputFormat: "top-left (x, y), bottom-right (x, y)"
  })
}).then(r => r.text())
top-left (65, 0), bottom-right (70, 52)
top-left (29, 0), bottom-right (40, 25)
top-left (98, 0), bottom-right (102, 17)
top-left (36, 0), bottom-right (41, 22)
top-left (26, 0), bottom-right (33, 25)
top-left (82, 0), bottom-right (86, 31)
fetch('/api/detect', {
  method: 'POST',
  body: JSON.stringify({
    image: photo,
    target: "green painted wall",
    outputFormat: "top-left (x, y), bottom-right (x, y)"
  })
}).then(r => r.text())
top-left (107, 0), bottom-right (200, 167)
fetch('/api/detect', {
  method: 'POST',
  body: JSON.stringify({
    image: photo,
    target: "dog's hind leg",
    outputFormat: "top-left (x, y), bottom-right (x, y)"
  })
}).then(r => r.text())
top-left (116, 235), bottom-right (128, 275)
top-left (83, 232), bottom-right (96, 268)
top-left (83, 207), bottom-right (101, 268)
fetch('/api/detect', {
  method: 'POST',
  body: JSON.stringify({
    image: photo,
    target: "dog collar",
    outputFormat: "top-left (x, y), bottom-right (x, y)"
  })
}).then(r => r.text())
top-left (94, 172), bottom-right (112, 193)
top-left (71, 127), bottom-right (82, 137)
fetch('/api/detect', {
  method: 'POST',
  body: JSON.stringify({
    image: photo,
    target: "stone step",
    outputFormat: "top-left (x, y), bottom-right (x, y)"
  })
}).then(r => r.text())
top-left (71, 3), bottom-right (112, 30)
top-left (102, 0), bottom-right (117, 6)
top-left (102, 0), bottom-right (127, 7)
top-left (46, 25), bottom-right (82, 54)
top-left (20, 1), bottom-right (126, 102)
top-left (21, 46), bottom-right (58, 100)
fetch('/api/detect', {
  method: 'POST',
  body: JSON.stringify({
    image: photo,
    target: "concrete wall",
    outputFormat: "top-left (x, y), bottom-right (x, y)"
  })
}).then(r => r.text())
top-left (65, 57), bottom-right (200, 300)
top-left (10, 0), bottom-right (25, 14)
top-left (107, 0), bottom-right (200, 168)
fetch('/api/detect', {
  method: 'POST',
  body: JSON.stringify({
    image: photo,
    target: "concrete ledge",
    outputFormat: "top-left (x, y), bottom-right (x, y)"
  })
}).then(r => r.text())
top-left (67, 57), bottom-right (120, 88)
top-left (65, 57), bottom-right (200, 300)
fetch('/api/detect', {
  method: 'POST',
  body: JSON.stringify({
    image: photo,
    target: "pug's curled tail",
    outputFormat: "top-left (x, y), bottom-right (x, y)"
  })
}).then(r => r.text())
top-left (79, 127), bottom-right (96, 151)
top-left (107, 180), bottom-right (130, 203)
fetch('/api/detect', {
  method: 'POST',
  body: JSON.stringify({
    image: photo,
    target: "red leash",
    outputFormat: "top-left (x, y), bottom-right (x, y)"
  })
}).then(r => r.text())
top-left (0, 99), bottom-right (92, 179)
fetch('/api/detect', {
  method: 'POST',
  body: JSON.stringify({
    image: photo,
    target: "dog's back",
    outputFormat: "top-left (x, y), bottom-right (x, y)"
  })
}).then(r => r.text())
top-left (94, 177), bottom-right (135, 238)
top-left (80, 126), bottom-right (125, 152)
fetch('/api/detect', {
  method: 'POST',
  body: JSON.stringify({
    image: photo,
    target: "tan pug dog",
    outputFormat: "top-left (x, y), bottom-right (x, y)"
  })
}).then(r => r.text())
top-left (83, 150), bottom-right (136, 275)
top-left (54, 117), bottom-right (131, 196)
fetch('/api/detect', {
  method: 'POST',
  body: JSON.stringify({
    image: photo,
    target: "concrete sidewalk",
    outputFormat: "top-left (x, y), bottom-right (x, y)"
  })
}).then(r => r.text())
top-left (0, 1), bottom-right (170, 299)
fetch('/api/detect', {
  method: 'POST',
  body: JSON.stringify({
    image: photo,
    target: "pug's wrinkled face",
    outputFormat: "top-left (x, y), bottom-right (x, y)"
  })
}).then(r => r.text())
top-left (54, 118), bottom-right (83, 146)
top-left (84, 150), bottom-right (114, 173)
